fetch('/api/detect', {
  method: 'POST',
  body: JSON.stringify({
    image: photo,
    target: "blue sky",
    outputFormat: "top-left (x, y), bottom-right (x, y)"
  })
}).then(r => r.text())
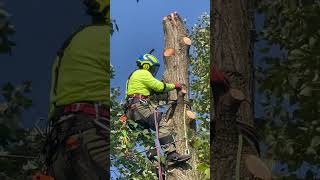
top-left (111, 0), bottom-right (210, 98)
top-left (0, 0), bottom-right (90, 126)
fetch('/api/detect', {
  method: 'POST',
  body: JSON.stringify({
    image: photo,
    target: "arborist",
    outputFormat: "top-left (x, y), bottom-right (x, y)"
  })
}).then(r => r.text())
top-left (124, 53), bottom-right (191, 166)
top-left (40, 1), bottom-right (109, 180)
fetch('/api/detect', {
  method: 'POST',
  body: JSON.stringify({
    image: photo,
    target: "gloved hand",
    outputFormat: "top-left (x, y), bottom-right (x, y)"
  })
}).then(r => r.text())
top-left (174, 83), bottom-right (182, 90)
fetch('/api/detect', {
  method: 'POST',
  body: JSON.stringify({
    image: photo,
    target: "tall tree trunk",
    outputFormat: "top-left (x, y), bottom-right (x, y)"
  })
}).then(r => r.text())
top-left (162, 12), bottom-right (202, 180)
top-left (210, 0), bottom-right (267, 179)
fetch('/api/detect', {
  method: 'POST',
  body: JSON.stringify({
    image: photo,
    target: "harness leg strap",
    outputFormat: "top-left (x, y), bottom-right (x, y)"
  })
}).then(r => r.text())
top-left (159, 135), bottom-right (175, 146)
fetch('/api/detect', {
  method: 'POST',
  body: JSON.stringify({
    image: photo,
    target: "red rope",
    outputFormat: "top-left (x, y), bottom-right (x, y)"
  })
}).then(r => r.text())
top-left (154, 110), bottom-right (163, 180)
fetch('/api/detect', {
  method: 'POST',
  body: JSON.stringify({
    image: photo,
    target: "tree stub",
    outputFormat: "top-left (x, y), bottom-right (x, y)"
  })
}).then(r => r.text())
top-left (230, 88), bottom-right (245, 101)
top-left (163, 48), bottom-right (176, 57)
top-left (186, 110), bottom-right (196, 120)
top-left (182, 37), bottom-right (192, 46)
top-left (244, 154), bottom-right (272, 180)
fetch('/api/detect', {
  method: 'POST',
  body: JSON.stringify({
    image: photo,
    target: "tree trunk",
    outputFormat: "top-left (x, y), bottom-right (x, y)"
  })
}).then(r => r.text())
top-left (210, 0), bottom-right (264, 179)
top-left (162, 12), bottom-right (202, 180)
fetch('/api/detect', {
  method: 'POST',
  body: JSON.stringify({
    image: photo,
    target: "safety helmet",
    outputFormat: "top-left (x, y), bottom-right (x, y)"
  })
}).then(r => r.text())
top-left (83, 0), bottom-right (109, 19)
top-left (136, 54), bottom-right (160, 76)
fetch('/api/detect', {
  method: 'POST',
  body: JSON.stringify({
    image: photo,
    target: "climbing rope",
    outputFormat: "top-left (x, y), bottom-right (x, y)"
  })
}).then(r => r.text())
top-left (183, 104), bottom-right (190, 155)
top-left (154, 109), bottom-right (163, 180)
top-left (235, 134), bottom-right (243, 180)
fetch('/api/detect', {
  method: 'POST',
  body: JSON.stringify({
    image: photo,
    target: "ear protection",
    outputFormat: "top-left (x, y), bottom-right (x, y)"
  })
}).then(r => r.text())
top-left (142, 64), bottom-right (150, 70)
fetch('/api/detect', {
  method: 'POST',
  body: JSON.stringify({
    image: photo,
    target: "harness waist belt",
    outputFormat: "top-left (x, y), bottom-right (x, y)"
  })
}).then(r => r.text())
top-left (127, 94), bottom-right (149, 100)
top-left (63, 103), bottom-right (109, 118)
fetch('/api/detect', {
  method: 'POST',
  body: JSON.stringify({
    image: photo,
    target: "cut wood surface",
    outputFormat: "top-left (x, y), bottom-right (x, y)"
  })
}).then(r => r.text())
top-left (245, 155), bottom-right (272, 180)
top-left (164, 48), bottom-right (176, 57)
top-left (182, 37), bottom-right (192, 45)
top-left (186, 110), bottom-right (196, 120)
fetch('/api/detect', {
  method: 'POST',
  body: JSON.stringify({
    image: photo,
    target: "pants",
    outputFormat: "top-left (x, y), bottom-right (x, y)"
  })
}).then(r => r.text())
top-left (126, 100), bottom-right (176, 155)
top-left (45, 113), bottom-right (109, 180)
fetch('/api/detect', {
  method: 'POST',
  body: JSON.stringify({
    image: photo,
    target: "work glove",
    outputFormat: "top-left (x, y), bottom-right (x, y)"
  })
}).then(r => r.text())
top-left (174, 83), bottom-right (182, 90)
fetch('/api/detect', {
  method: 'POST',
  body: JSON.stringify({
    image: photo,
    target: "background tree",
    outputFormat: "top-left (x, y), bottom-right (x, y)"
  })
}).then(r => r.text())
top-left (210, 0), bottom-right (271, 179)
top-left (0, 2), bottom-right (15, 54)
top-left (256, 0), bottom-right (320, 178)
top-left (0, 3), bottom-right (46, 180)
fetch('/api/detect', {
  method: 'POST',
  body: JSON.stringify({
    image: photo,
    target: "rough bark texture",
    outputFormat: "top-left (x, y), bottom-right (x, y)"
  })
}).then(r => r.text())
top-left (162, 12), bottom-right (202, 180)
top-left (211, 0), bottom-right (259, 179)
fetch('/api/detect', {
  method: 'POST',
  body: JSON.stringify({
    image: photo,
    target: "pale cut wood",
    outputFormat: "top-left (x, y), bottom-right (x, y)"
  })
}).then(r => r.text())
top-left (182, 37), bottom-right (192, 45)
top-left (245, 155), bottom-right (272, 180)
top-left (163, 48), bottom-right (175, 57)
top-left (181, 89), bottom-right (187, 94)
top-left (186, 110), bottom-right (196, 120)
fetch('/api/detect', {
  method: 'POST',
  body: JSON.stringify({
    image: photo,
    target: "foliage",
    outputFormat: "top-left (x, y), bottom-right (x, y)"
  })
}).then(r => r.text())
top-left (0, 3), bottom-right (15, 54)
top-left (110, 84), bottom-right (158, 179)
top-left (189, 13), bottom-right (210, 179)
top-left (0, 82), bottom-right (44, 180)
top-left (256, 0), bottom-right (320, 178)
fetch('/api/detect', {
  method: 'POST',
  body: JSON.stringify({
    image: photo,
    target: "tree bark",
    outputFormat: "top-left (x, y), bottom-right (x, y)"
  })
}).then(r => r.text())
top-left (162, 12), bottom-right (202, 180)
top-left (211, 0), bottom-right (263, 179)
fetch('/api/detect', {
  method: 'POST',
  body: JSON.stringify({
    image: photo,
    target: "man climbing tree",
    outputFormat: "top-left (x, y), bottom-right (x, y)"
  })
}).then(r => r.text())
top-left (38, 0), bottom-right (110, 179)
top-left (124, 54), bottom-right (191, 170)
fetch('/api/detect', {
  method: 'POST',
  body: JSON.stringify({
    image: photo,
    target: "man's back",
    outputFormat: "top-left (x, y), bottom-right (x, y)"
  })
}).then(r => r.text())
top-left (49, 24), bottom-right (109, 118)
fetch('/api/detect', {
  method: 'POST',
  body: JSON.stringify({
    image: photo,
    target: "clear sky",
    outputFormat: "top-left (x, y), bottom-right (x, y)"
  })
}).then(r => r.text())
top-left (111, 0), bottom-right (210, 98)
top-left (0, 0), bottom-right (90, 126)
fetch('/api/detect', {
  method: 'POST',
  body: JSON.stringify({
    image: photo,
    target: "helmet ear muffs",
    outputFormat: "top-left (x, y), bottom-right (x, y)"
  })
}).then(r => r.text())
top-left (142, 64), bottom-right (150, 70)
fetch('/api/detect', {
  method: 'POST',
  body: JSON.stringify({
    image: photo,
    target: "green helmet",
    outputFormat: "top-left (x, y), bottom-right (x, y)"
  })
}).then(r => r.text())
top-left (83, 0), bottom-right (109, 19)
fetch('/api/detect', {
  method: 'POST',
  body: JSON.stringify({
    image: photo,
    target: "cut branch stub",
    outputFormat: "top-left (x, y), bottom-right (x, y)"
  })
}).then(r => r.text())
top-left (186, 110), bottom-right (196, 120)
top-left (182, 37), bottom-right (192, 46)
top-left (244, 154), bottom-right (272, 180)
top-left (163, 48), bottom-right (175, 57)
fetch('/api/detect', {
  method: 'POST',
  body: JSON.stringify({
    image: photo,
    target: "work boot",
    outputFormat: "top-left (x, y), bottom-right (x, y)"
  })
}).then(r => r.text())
top-left (166, 151), bottom-right (191, 166)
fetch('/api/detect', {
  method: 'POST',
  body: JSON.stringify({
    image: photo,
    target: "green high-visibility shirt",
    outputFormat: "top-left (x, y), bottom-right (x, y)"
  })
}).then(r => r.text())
top-left (49, 24), bottom-right (109, 119)
top-left (126, 69), bottom-right (175, 97)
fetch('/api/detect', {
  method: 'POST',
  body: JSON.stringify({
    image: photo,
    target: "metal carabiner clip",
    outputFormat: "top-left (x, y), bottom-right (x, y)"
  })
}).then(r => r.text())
top-left (185, 148), bottom-right (190, 155)
top-left (139, 99), bottom-right (148, 105)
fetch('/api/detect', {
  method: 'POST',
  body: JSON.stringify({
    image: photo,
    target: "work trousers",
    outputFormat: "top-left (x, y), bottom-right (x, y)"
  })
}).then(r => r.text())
top-left (45, 113), bottom-right (109, 180)
top-left (126, 100), bottom-right (176, 154)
